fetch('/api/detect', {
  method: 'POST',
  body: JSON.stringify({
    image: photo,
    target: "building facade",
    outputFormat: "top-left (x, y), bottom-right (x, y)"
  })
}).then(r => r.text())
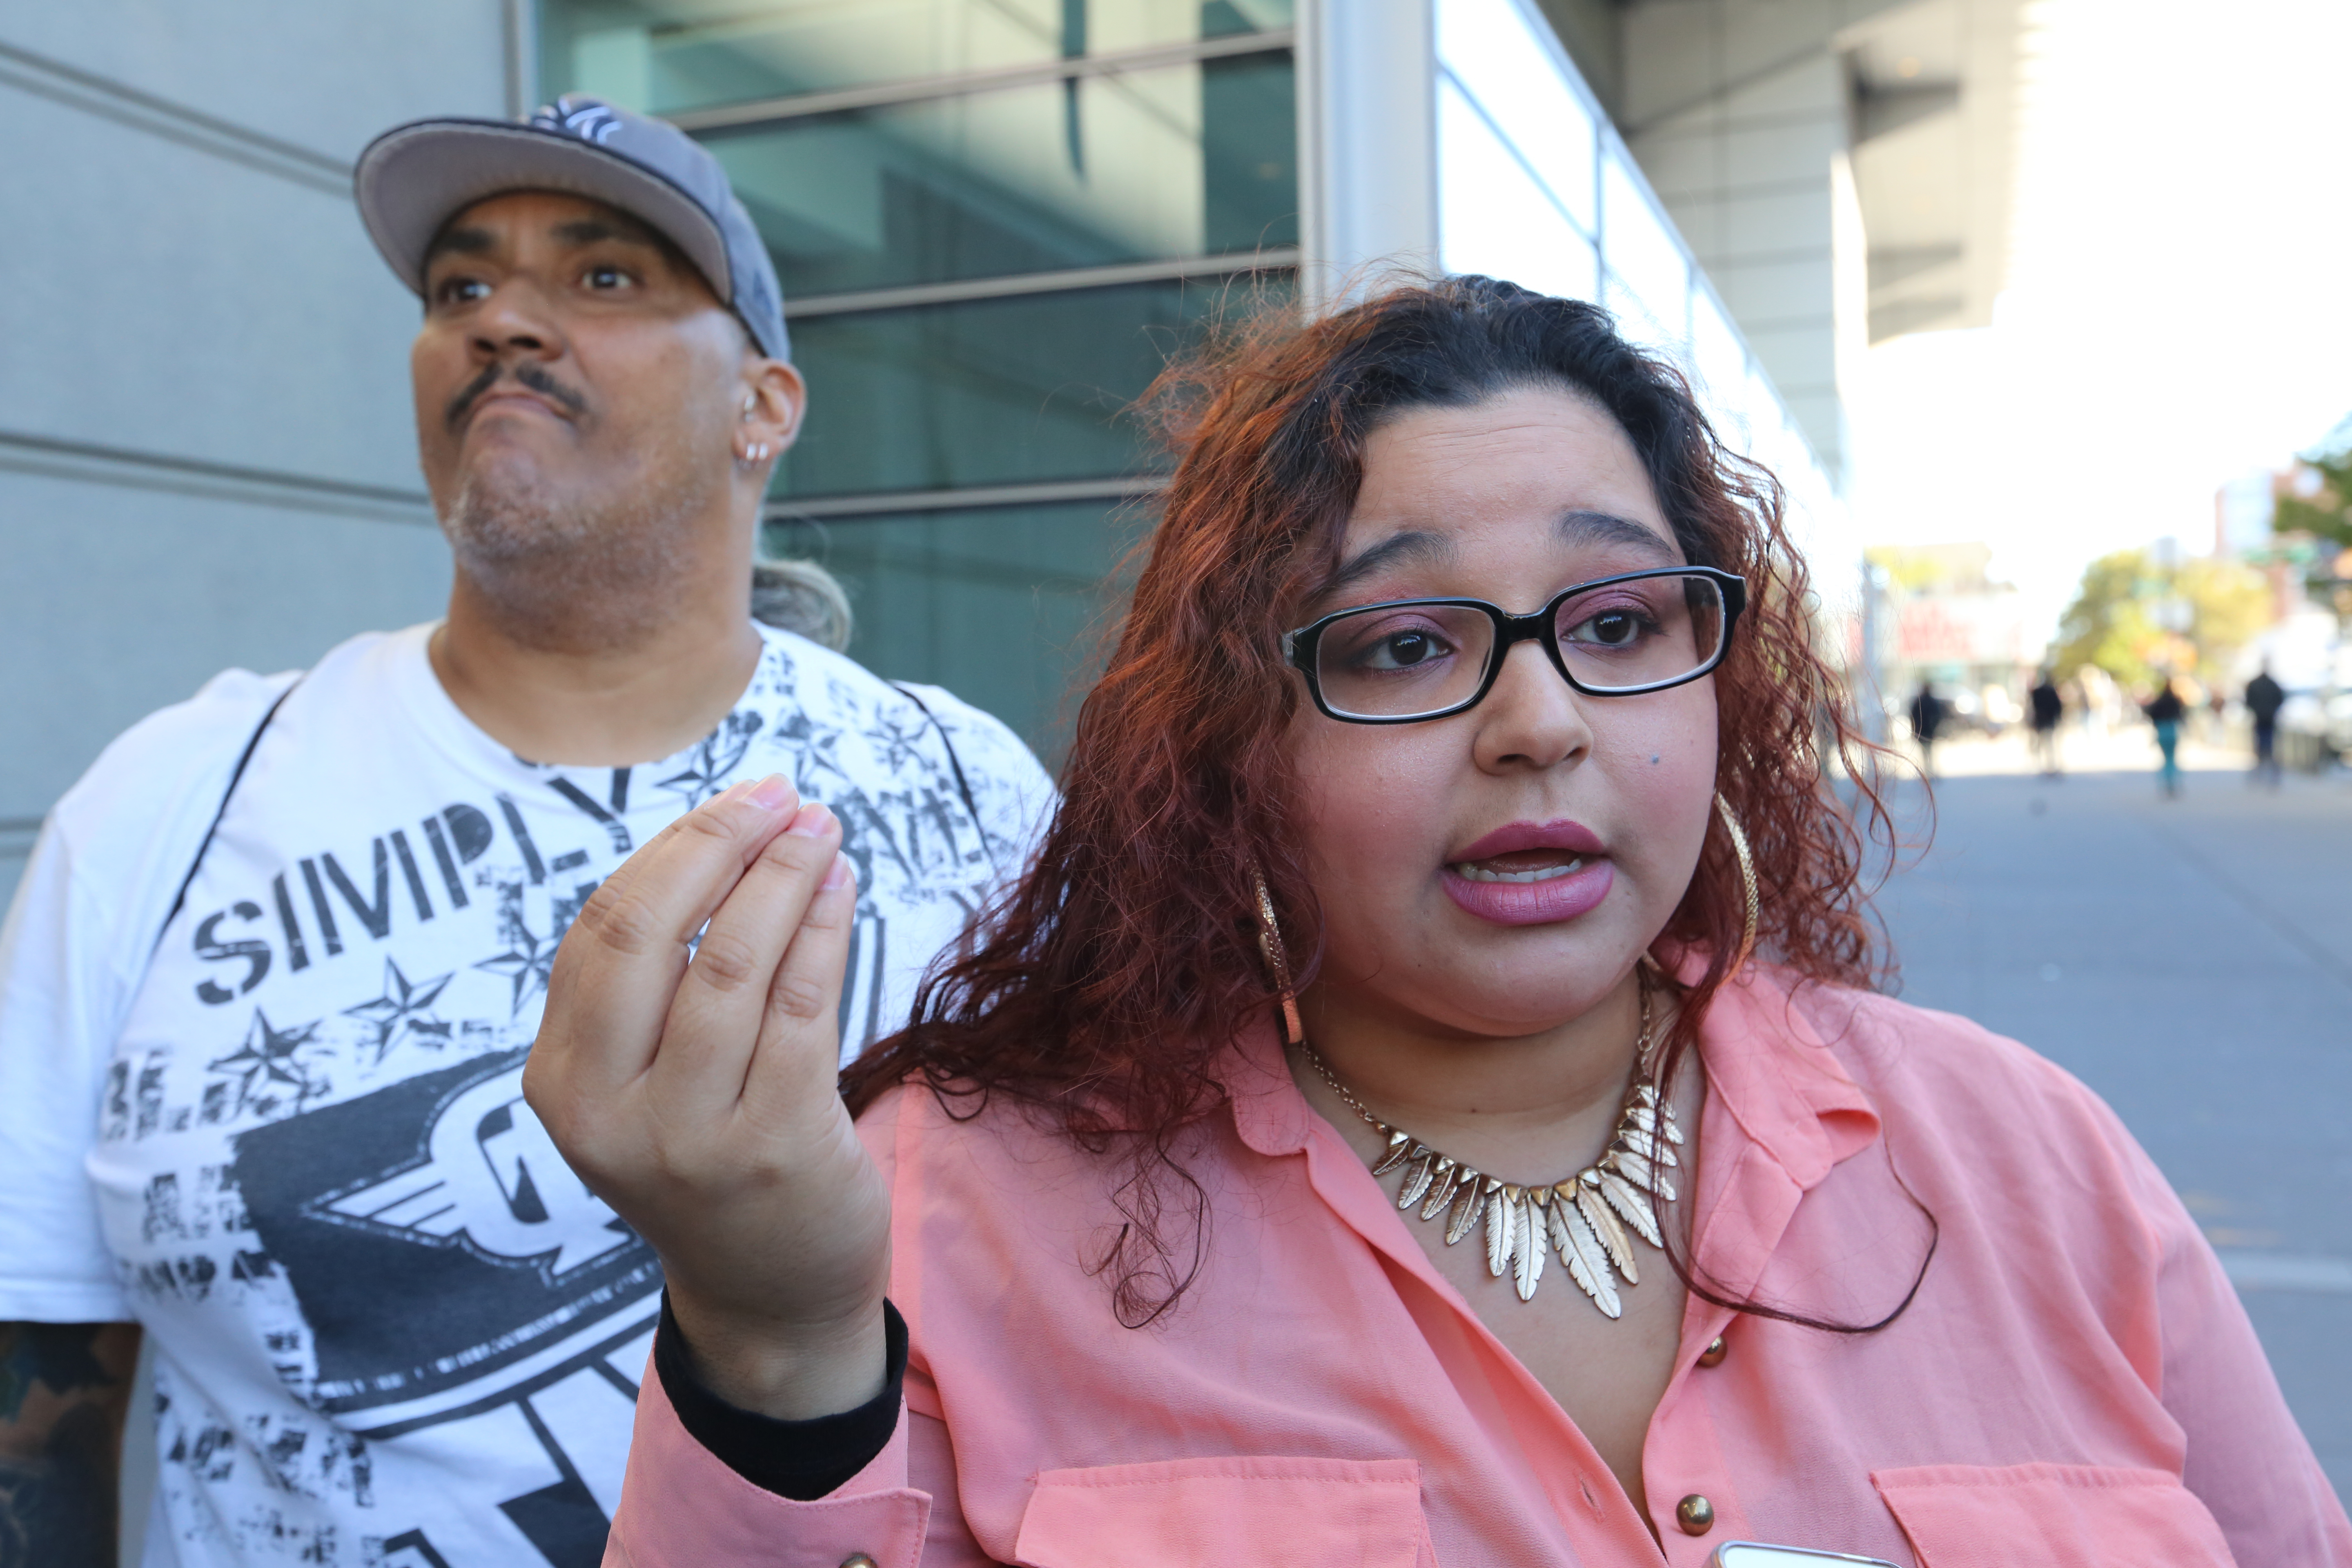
top-left (0, 0), bottom-right (1881, 919)
top-left (1, 1), bottom-right (2025, 913)
top-left (530, 0), bottom-right (1849, 757)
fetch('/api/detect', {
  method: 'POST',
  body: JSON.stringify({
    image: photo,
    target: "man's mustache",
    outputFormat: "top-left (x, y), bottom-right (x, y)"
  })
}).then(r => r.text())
top-left (445, 361), bottom-right (590, 432)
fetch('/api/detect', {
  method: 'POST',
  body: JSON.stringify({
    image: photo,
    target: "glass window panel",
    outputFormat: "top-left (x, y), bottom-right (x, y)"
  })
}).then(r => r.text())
top-left (1599, 153), bottom-right (1687, 344)
top-left (776, 273), bottom-right (1292, 497)
top-left (1437, 77), bottom-right (1597, 301)
top-left (1601, 268), bottom-right (1686, 363)
top-left (766, 501), bottom-right (1150, 759)
top-left (1690, 289), bottom-right (1749, 442)
top-left (1434, 0), bottom-right (1595, 234)
top-left (542, 0), bottom-right (1295, 117)
top-left (701, 57), bottom-right (1296, 297)
top-left (1745, 369), bottom-right (1789, 465)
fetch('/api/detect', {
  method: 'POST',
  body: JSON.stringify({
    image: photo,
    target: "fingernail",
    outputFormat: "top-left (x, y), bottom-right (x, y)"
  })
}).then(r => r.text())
top-left (784, 802), bottom-right (833, 837)
top-left (713, 780), bottom-right (754, 806)
top-left (746, 774), bottom-right (795, 813)
top-left (821, 853), bottom-right (853, 890)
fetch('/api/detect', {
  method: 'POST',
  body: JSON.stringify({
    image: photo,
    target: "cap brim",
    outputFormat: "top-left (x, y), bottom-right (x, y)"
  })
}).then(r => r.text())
top-left (355, 119), bottom-right (733, 305)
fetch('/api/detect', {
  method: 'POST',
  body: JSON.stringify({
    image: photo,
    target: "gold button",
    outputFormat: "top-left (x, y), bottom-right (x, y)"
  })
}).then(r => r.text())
top-left (1675, 1494), bottom-right (1716, 1536)
top-left (1697, 1334), bottom-right (1728, 1368)
top-left (840, 1556), bottom-right (879, 1568)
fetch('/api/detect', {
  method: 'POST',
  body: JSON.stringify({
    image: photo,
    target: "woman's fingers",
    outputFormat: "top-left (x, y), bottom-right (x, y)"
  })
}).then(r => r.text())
top-left (650, 800), bottom-right (846, 1118)
top-left (741, 853), bottom-right (860, 1127)
top-left (535, 776), bottom-right (806, 1103)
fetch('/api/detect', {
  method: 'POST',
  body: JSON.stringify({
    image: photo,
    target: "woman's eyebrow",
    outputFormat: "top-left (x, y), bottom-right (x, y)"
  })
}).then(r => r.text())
top-left (1558, 508), bottom-right (1681, 562)
top-left (1324, 530), bottom-right (1455, 597)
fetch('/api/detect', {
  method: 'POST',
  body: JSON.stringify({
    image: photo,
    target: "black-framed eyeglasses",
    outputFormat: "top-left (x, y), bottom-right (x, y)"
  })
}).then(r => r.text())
top-left (1283, 566), bottom-right (1748, 724)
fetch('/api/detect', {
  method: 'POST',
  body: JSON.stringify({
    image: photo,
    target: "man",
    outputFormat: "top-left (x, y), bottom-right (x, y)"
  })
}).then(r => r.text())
top-left (0, 98), bottom-right (1051, 1567)
top-left (1907, 678), bottom-right (1945, 779)
top-left (2028, 667), bottom-right (2065, 779)
top-left (2245, 663), bottom-right (2286, 788)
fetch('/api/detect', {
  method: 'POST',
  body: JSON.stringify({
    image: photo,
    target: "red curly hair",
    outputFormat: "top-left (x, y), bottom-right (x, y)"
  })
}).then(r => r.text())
top-left (845, 277), bottom-right (1903, 1326)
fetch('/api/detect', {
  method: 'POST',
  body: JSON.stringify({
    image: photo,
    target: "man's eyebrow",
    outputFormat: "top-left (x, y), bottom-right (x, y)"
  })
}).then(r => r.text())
top-left (552, 214), bottom-right (666, 250)
top-left (1558, 508), bottom-right (1681, 562)
top-left (1322, 530), bottom-right (1456, 598)
top-left (423, 225), bottom-right (495, 265)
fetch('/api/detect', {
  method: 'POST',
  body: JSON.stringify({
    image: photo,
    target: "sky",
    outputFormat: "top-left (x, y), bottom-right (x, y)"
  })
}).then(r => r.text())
top-left (1844, 0), bottom-right (2352, 642)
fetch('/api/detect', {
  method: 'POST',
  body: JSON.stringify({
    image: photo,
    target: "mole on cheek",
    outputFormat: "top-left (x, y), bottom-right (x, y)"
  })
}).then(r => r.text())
top-left (1650, 754), bottom-right (1661, 765)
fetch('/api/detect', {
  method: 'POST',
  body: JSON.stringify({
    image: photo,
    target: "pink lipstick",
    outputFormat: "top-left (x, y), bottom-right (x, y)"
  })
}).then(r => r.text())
top-left (1440, 819), bottom-right (1614, 926)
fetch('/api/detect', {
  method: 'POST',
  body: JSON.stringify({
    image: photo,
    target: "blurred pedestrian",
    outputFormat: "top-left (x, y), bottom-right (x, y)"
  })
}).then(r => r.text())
top-left (1907, 678), bottom-right (1945, 777)
top-left (2246, 664), bottom-right (2286, 788)
top-left (2144, 677), bottom-right (2187, 797)
top-left (0, 96), bottom-right (1058, 1566)
top-left (2028, 668), bottom-right (2064, 778)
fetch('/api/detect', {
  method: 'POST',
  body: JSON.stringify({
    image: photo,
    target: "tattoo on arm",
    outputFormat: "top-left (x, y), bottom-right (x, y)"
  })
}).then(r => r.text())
top-left (0, 1321), bottom-right (140, 1568)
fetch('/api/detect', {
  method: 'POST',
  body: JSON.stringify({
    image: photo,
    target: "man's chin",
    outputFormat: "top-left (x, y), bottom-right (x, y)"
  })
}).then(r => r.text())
top-left (439, 471), bottom-right (593, 562)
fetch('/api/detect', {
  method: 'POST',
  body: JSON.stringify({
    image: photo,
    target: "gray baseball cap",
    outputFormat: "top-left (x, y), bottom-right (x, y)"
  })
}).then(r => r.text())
top-left (355, 95), bottom-right (788, 361)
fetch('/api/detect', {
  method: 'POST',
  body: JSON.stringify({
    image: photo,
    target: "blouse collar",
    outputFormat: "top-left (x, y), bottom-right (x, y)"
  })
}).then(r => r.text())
top-left (1217, 962), bottom-right (1882, 1194)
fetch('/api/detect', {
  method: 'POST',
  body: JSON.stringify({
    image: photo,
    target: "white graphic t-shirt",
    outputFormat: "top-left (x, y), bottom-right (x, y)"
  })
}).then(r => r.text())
top-left (0, 621), bottom-right (1053, 1568)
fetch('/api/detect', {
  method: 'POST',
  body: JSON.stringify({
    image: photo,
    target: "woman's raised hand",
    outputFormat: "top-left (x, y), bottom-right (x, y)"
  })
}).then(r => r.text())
top-left (524, 775), bottom-right (891, 1420)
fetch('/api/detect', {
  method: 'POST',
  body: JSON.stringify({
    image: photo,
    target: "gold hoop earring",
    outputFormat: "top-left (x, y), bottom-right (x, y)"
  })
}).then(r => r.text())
top-left (1714, 792), bottom-right (1760, 975)
top-left (1251, 872), bottom-right (1305, 1046)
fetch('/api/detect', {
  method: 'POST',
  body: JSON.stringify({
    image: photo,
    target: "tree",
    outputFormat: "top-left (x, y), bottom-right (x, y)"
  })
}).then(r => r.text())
top-left (2272, 424), bottom-right (2352, 551)
top-left (2054, 548), bottom-right (2272, 689)
top-left (2175, 555), bottom-right (2273, 674)
top-left (2055, 550), bottom-right (2166, 690)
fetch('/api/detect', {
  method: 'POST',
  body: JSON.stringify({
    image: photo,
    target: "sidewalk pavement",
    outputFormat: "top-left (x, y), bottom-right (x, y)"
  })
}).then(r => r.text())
top-left (1872, 762), bottom-right (2352, 1497)
top-left (1894, 721), bottom-right (2258, 780)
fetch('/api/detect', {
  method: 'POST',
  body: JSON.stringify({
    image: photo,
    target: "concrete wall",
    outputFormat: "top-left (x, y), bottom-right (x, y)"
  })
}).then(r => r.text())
top-left (1611, 0), bottom-right (1915, 486)
top-left (0, 3), bottom-right (515, 909)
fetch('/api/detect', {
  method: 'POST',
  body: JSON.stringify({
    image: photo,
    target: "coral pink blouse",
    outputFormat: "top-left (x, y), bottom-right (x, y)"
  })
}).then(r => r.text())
top-left (603, 975), bottom-right (2351, 1566)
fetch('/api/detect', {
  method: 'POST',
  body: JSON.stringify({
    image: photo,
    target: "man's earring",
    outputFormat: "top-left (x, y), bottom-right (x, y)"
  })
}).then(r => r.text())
top-left (1251, 871), bottom-right (1305, 1047)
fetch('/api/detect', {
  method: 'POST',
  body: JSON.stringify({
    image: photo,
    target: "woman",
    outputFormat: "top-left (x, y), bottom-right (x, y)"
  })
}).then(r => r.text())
top-left (2145, 678), bottom-right (2189, 797)
top-left (526, 281), bottom-right (2348, 1566)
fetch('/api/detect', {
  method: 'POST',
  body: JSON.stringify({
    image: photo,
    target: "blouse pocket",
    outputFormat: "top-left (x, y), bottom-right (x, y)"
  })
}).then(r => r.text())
top-left (1870, 1462), bottom-right (2236, 1567)
top-left (1011, 1455), bottom-right (1428, 1568)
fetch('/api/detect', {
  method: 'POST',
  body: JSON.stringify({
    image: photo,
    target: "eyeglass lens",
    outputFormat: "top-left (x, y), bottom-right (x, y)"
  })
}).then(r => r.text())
top-left (1312, 575), bottom-right (1727, 719)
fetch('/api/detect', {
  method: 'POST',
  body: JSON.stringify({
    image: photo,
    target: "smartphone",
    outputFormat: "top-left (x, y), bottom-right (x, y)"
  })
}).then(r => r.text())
top-left (1708, 1545), bottom-right (1901, 1568)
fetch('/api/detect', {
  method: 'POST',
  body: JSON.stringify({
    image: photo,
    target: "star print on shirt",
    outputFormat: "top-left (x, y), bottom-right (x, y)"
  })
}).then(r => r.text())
top-left (873, 707), bottom-right (933, 774)
top-left (472, 889), bottom-right (555, 1018)
top-left (657, 710), bottom-right (765, 808)
top-left (474, 877), bottom-right (602, 1018)
top-left (207, 1011), bottom-right (323, 1117)
top-left (341, 960), bottom-right (454, 1062)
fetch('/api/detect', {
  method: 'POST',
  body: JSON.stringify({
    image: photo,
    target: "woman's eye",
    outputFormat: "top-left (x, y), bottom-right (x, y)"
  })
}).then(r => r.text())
top-left (1566, 609), bottom-right (1648, 647)
top-left (1354, 629), bottom-right (1453, 670)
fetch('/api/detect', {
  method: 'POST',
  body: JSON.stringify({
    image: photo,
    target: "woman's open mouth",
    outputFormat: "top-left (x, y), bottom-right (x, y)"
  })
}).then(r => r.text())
top-left (1441, 824), bottom-right (1615, 925)
top-left (1451, 855), bottom-right (1589, 884)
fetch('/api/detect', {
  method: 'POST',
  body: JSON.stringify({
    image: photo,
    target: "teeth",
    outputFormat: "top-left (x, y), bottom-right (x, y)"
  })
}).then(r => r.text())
top-left (1452, 858), bottom-right (1585, 884)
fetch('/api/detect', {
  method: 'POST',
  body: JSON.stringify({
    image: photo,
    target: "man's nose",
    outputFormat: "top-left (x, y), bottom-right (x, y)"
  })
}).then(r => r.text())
top-left (468, 279), bottom-right (564, 360)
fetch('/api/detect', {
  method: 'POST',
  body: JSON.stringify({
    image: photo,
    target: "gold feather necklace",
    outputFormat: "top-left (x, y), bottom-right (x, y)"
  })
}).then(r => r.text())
top-left (1300, 977), bottom-right (1679, 1316)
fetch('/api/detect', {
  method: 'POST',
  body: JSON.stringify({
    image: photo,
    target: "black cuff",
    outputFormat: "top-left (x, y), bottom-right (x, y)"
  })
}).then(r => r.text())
top-left (653, 1293), bottom-right (908, 1501)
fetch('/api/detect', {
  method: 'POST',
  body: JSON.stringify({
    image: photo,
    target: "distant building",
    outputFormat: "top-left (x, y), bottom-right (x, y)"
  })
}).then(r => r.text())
top-left (1871, 540), bottom-right (2031, 723)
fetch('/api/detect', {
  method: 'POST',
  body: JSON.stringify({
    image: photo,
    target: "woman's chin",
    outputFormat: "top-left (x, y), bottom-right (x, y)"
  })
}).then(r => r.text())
top-left (1383, 944), bottom-right (1649, 1041)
